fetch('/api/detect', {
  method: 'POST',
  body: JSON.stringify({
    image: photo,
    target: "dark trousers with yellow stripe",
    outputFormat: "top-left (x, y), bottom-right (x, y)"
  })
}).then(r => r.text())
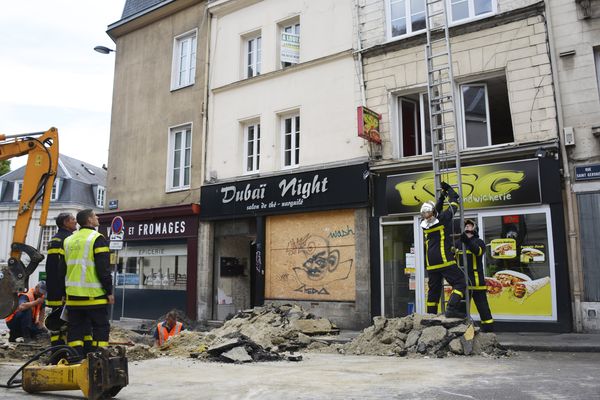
top-left (426, 264), bottom-right (467, 314)
top-left (67, 306), bottom-right (110, 358)
top-left (471, 289), bottom-right (494, 331)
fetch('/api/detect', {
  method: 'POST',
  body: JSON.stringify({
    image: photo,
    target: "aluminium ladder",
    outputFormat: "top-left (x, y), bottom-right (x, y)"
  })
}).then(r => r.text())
top-left (424, 0), bottom-right (471, 318)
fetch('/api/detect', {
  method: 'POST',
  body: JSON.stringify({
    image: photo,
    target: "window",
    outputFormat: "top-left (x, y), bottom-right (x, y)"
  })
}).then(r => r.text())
top-left (450, 0), bottom-right (494, 22)
top-left (50, 179), bottom-right (60, 201)
top-left (41, 226), bottom-right (58, 253)
top-left (171, 29), bottom-right (197, 90)
top-left (244, 122), bottom-right (261, 173)
top-left (96, 186), bottom-right (106, 208)
top-left (398, 92), bottom-right (431, 157)
top-left (13, 181), bottom-right (23, 201)
top-left (594, 47), bottom-right (600, 100)
top-left (167, 125), bottom-right (192, 191)
top-left (282, 114), bottom-right (300, 168)
top-left (460, 76), bottom-right (513, 148)
top-left (245, 34), bottom-right (262, 78)
top-left (281, 22), bottom-right (300, 68)
top-left (387, 0), bottom-right (426, 39)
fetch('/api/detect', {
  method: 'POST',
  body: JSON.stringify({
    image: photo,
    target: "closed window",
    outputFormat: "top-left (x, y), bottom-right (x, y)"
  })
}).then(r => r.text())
top-left (13, 181), bottom-right (23, 201)
top-left (397, 92), bottom-right (431, 157)
top-left (168, 125), bottom-right (192, 191)
top-left (96, 186), bottom-right (106, 208)
top-left (281, 22), bottom-right (300, 68)
top-left (387, 0), bottom-right (426, 39)
top-left (244, 122), bottom-right (261, 173)
top-left (246, 34), bottom-right (262, 78)
top-left (450, 0), bottom-right (494, 22)
top-left (282, 114), bottom-right (300, 168)
top-left (41, 226), bottom-right (58, 253)
top-left (50, 179), bottom-right (60, 201)
top-left (460, 76), bottom-right (513, 148)
top-left (171, 29), bottom-right (197, 90)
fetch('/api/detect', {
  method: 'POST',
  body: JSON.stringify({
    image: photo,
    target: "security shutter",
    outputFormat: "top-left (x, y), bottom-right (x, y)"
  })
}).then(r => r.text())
top-left (577, 192), bottom-right (600, 301)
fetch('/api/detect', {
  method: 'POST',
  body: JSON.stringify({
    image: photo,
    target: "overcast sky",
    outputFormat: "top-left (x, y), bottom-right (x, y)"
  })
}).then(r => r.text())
top-left (0, 1), bottom-right (126, 170)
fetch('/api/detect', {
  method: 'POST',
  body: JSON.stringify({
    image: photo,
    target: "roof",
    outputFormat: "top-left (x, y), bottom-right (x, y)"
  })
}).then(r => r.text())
top-left (0, 154), bottom-right (106, 186)
top-left (121, 0), bottom-right (166, 19)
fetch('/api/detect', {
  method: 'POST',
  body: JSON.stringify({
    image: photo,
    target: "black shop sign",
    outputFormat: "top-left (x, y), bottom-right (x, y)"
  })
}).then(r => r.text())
top-left (200, 163), bottom-right (369, 219)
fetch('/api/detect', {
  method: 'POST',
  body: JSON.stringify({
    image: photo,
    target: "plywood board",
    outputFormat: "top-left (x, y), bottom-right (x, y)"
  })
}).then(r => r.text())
top-left (265, 209), bottom-right (356, 301)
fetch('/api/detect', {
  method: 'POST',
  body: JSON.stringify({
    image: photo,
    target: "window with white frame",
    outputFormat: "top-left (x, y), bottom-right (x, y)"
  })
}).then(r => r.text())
top-left (245, 33), bottom-right (262, 78)
top-left (594, 47), bottom-right (600, 100)
top-left (460, 76), bottom-right (513, 148)
top-left (41, 225), bottom-right (58, 253)
top-left (167, 125), bottom-right (192, 191)
top-left (96, 186), bottom-right (106, 208)
top-left (449, 0), bottom-right (494, 22)
top-left (397, 92), bottom-right (432, 157)
top-left (50, 179), bottom-right (60, 201)
top-left (171, 29), bottom-right (197, 90)
top-left (387, 0), bottom-right (426, 39)
top-left (13, 181), bottom-right (23, 201)
top-left (280, 22), bottom-right (300, 68)
top-left (243, 122), bottom-right (261, 173)
top-left (282, 114), bottom-right (300, 168)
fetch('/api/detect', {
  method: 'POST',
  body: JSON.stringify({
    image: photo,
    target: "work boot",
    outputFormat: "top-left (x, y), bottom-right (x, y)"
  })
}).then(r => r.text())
top-left (481, 324), bottom-right (494, 333)
top-left (444, 307), bottom-right (466, 319)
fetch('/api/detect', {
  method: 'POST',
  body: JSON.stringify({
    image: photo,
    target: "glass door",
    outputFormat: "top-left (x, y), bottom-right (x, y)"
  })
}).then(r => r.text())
top-left (382, 222), bottom-right (417, 317)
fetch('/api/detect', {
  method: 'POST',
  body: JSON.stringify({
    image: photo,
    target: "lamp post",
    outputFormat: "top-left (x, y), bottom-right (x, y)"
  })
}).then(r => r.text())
top-left (94, 45), bottom-right (115, 54)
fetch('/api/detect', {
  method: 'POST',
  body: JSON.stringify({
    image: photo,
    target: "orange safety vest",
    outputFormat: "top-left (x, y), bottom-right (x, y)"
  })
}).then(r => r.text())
top-left (157, 321), bottom-right (183, 346)
top-left (5, 288), bottom-right (43, 324)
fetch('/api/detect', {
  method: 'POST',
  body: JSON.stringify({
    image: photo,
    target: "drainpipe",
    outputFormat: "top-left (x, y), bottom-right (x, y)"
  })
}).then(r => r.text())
top-left (544, 3), bottom-right (583, 332)
top-left (354, 0), bottom-right (366, 106)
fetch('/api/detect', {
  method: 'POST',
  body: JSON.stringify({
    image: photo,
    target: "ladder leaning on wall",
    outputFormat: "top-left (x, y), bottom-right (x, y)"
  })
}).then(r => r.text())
top-left (424, 0), bottom-right (471, 317)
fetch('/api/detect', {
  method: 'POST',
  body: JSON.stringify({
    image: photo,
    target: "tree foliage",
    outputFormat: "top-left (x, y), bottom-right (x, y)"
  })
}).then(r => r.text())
top-left (0, 160), bottom-right (9, 176)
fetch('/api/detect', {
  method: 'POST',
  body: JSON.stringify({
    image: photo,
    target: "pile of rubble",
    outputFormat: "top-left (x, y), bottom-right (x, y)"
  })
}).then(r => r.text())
top-left (344, 314), bottom-right (508, 358)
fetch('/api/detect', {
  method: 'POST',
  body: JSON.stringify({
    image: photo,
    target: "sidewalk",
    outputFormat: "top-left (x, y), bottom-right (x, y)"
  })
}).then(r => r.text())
top-left (495, 332), bottom-right (600, 352)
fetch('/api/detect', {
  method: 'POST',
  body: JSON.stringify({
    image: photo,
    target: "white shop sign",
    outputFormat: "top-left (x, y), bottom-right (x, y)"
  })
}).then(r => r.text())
top-left (118, 244), bottom-right (186, 258)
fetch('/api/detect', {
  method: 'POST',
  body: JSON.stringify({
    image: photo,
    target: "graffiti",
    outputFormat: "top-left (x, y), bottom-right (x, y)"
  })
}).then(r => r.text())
top-left (286, 233), bottom-right (314, 256)
top-left (276, 273), bottom-right (289, 282)
top-left (255, 249), bottom-right (262, 274)
top-left (288, 235), bottom-right (353, 296)
top-left (328, 225), bottom-right (355, 239)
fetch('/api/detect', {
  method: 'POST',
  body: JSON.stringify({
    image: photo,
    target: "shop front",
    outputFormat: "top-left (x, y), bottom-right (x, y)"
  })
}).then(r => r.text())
top-left (99, 204), bottom-right (200, 320)
top-left (199, 163), bottom-right (371, 329)
top-left (372, 157), bottom-right (572, 332)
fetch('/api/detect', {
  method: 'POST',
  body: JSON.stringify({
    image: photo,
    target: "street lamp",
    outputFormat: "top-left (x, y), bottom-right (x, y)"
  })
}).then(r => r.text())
top-left (94, 45), bottom-right (115, 54)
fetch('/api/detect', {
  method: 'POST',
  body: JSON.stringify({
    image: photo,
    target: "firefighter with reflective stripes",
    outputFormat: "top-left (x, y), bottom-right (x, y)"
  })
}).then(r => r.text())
top-left (45, 213), bottom-right (77, 346)
top-left (455, 219), bottom-right (494, 332)
top-left (154, 310), bottom-right (185, 346)
top-left (420, 182), bottom-right (467, 319)
top-left (58, 209), bottom-right (114, 358)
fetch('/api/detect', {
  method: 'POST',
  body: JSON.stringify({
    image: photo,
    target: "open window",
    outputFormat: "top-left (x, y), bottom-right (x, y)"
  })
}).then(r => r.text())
top-left (460, 76), bottom-right (513, 149)
top-left (279, 18), bottom-right (300, 68)
top-left (397, 92), bottom-right (431, 157)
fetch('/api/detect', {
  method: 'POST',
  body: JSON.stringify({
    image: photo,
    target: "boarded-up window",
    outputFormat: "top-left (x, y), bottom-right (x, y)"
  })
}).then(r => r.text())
top-left (578, 192), bottom-right (600, 302)
top-left (265, 209), bottom-right (356, 301)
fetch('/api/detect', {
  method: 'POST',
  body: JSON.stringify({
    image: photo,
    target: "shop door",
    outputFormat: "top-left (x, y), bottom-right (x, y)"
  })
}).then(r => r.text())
top-left (382, 223), bottom-right (417, 317)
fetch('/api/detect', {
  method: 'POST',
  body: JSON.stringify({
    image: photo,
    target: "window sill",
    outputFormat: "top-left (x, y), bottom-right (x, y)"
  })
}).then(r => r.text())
top-left (170, 82), bottom-right (195, 92)
top-left (166, 186), bottom-right (191, 193)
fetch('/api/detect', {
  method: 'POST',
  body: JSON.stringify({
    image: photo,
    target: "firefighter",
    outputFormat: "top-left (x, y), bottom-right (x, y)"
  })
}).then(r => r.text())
top-left (420, 181), bottom-right (467, 318)
top-left (5, 282), bottom-right (47, 342)
top-left (58, 209), bottom-right (114, 359)
top-left (455, 219), bottom-right (494, 332)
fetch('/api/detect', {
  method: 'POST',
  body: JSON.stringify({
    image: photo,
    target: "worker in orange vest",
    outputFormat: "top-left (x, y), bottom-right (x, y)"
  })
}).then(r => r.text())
top-left (5, 281), bottom-right (47, 342)
top-left (154, 310), bottom-right (184, 346)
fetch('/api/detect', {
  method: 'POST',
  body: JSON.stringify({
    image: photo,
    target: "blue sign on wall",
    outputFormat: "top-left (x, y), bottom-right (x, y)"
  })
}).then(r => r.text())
top-left (575, 164), bottom-right (600, 181)
top-left (108, 199), bottom-right (118, 210)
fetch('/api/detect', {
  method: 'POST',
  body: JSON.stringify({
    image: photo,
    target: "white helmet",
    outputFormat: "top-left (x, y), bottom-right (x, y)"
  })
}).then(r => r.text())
top-left (420, 201), bottom-right (436, 218)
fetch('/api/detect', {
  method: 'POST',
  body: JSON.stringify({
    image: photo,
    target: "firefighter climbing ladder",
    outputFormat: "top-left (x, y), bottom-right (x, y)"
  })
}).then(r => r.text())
top-left (424, 0), bottom-right (471, 317)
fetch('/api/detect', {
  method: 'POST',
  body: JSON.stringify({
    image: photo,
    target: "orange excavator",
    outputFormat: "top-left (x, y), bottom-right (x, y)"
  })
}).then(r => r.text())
top-left (0, 127), bottom-right (59, 319)
top-left (0, 128), bottom-right (128, 400)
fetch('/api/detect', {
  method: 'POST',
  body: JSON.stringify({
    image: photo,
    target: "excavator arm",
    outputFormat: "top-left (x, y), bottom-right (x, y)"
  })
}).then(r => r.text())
top-left (0, 127), bottom-right (59, 318)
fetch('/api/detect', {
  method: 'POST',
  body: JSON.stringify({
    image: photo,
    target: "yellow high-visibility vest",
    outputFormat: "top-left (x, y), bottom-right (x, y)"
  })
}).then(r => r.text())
top-left (63, 228), bottom-right (108, 306)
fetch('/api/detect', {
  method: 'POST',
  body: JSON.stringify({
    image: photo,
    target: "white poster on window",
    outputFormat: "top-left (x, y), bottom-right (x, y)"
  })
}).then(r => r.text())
top-left (281, 32), bottom-right (300, 64)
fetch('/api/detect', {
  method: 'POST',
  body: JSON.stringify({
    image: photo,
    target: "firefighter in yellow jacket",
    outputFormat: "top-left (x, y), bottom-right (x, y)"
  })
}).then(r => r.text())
top-left (420, 182), bottom-right (467, 318)
top-left (58, 209), bottom-right (114, 358)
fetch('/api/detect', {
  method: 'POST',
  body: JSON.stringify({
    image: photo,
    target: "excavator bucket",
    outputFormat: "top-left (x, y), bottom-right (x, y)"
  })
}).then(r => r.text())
top-left (0, 266), bottom-right (19, 318)
top-left (22, 346), bottom-right (129, 400)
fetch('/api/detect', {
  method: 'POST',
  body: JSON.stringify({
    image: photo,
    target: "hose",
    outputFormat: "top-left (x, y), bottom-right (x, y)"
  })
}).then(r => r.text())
top-left (0, 345), bottom-right (79, 389)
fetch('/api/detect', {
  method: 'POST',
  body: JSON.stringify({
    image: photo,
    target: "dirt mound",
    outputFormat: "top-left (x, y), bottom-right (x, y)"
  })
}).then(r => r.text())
top-left (344, 314), bottom-right (510, 358)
